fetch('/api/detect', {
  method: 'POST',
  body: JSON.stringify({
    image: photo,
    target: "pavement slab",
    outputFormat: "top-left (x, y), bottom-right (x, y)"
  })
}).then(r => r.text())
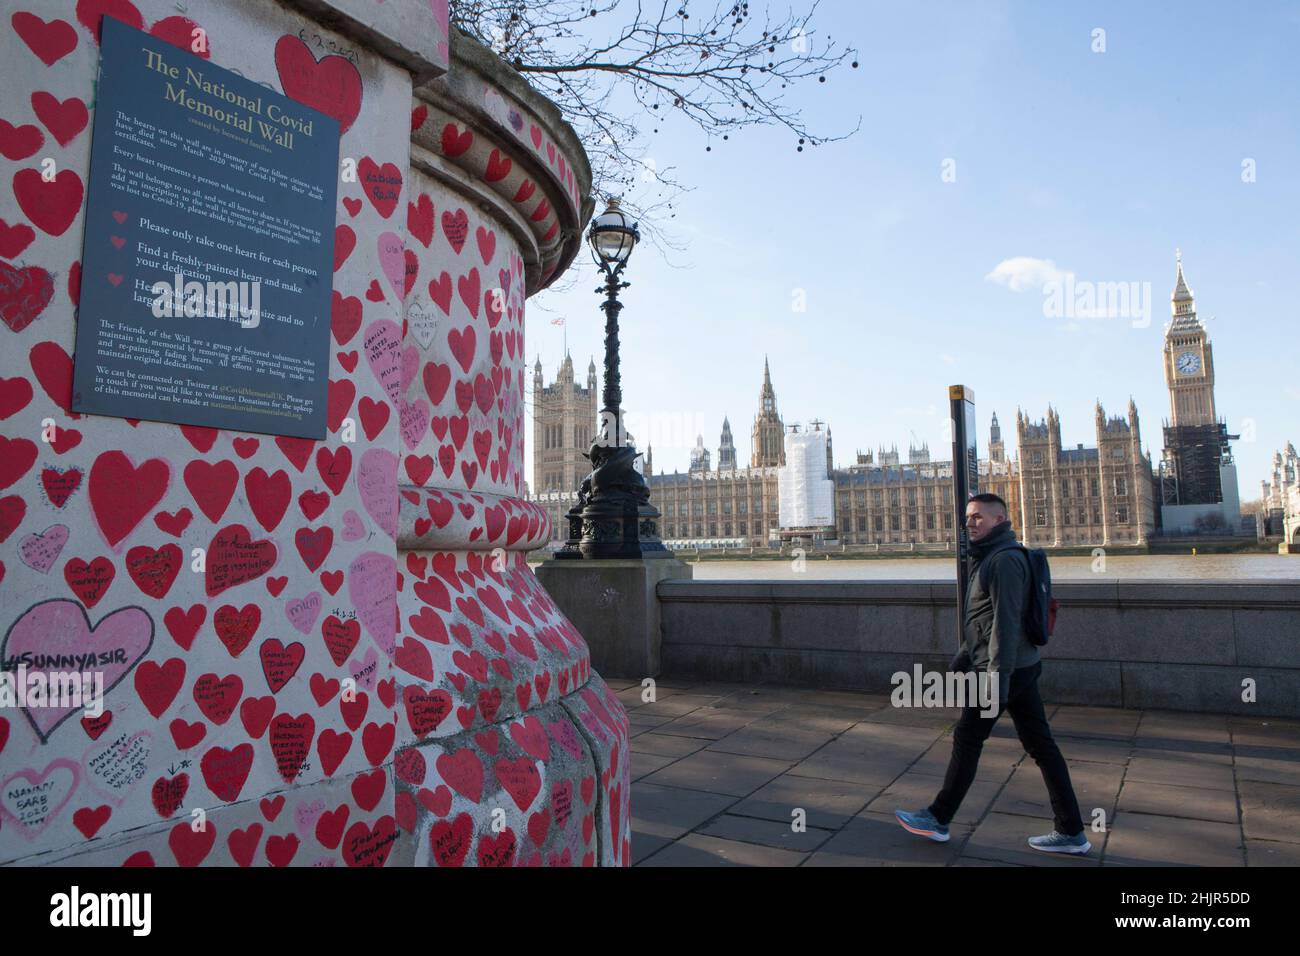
top-left (1117, 779), bottom-right (1240, 824)
top-left (706, 722), bottom-right (838, 761)
top-left (630, 732), bottom-right (712, 759)
top-left (631, 782), bottom-right (738, 838)
top-left (696, 812), bottom-right (839, 853)
top-left (638, 832), bottom-right (808, 867)
top-left (1102, 812), bottom-right (1245, 866)
top-left (805, 813), bottom-right (974, 866)
top-left (1238, 779), bottom-right (1300, 844)
top-left (727, 773), bottom-right (876, 830)
top-left (639, 750), bottom-right (793, 797)
top-left (1125, 755), bottom-right (1237, 791)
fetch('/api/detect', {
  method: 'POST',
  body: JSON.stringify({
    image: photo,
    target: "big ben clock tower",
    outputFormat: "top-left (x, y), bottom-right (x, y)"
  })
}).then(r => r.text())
top-left (1162, 251), bottom-right (1217, 426)
top-left (1158, 251), bottom-right (1240, 531)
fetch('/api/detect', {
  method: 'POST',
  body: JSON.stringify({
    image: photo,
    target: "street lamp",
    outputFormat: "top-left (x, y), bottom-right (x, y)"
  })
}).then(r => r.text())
top-left (588, 198), bottom-right (638, 449)
top-left (555, 199), bottom-right (669, 560)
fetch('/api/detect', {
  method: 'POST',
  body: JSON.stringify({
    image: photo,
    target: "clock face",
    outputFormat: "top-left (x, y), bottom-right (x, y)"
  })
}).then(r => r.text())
top-left (1176, 351), bottom-right (1201, 375)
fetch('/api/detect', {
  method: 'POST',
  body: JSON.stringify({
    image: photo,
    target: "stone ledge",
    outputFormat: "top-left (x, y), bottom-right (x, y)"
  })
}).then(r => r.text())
top-left (281, 0), bottom-right (448, 80)
top-left (657, 578), bottom-right (1300, 609)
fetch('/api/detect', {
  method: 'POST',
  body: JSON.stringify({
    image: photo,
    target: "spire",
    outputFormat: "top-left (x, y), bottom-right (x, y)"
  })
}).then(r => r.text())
top-left (757, 356), bottom-right (778, 418)
top-left (1169, 249), bottom-right (1202, 329)
top-left (1172, 248), bottom-right (1193, 303)
top-left (718, 416), bottom-right (737, 470)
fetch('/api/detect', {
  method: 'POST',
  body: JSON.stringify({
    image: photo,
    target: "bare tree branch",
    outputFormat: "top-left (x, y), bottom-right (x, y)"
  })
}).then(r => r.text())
top-left (450, 0), bottom-right (858, 251)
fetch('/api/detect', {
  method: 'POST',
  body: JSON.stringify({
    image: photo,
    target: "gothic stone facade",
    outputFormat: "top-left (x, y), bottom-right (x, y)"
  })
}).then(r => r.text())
top-left (529, 358), bottom-right (1154, 549)
top-left (1016, 402), bottom-right (1156, 547)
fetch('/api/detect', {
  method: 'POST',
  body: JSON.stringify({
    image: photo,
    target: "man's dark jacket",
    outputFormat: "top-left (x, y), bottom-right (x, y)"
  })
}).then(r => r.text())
top-left (957, 520), bottom-right (1039, 702)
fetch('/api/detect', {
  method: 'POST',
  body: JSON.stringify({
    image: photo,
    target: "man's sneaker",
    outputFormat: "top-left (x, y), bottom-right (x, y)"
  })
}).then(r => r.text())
top-left (1027, 830), bottom-right (1092, 854)
top-left (894, 808), bottom-right (950, 843)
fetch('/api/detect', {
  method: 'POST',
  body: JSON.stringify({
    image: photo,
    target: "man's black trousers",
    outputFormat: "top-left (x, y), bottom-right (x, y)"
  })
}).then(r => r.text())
top-left (928, 661), bottom-right (1085, 836)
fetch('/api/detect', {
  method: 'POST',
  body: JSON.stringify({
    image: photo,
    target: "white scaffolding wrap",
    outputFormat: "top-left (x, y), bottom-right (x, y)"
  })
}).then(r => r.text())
top-left (779, 428), bottom-right (834, 528)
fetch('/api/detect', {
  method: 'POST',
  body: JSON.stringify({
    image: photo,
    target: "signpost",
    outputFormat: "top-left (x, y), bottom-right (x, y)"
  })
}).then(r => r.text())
top-left (71, 17), bottom-right (339, 438)
top-left (949, 384), bottom-right (979, 648)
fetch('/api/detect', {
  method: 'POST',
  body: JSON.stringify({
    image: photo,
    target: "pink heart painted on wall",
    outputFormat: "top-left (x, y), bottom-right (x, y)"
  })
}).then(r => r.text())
top-left (348, 552), bottom-right (397, 657)
top-left (357, 449), bottom-right (397, 538)
top-left (0, 759), bottom-right (79, 839)
top-left (341, 509), bottom-right (366, 542)
top-left (284, 592), bottom-right (324, 635)
top-left (398, 398), bottom-right (431, 452)
top-left (1, 600), bottom-right (153, 742)
top-left (19, 524), bottom-right (69, 572)
top-left (377, 232), bottom-right (405, 300)
top-left (363, 320), bottom-right (403, 408)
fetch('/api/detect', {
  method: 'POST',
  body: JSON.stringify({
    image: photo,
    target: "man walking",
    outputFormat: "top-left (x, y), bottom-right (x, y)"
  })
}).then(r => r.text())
top-left (895, 493), bottom-right (1090, 854)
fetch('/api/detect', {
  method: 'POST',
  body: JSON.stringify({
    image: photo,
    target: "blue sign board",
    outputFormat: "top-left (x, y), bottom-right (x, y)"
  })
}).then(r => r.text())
top-left (71, 17), bottom-right (339, 438)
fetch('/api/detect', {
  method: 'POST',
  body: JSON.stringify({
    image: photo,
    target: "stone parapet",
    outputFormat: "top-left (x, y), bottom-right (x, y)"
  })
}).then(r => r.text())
top-left (657, 579), bottom-right (1300, 717)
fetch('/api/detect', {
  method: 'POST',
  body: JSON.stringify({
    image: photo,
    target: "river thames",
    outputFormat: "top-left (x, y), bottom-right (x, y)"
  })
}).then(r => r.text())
top-left (664, 553), bottom-right (1299, 581)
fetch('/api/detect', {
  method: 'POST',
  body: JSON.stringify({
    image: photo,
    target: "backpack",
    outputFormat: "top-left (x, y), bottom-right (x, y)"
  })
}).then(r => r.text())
top-left (978, 544), bottom-right (1058, 646)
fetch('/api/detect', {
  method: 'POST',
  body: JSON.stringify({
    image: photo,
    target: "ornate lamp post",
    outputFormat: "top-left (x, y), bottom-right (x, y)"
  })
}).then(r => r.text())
top-left (555, 199), bottom-right (669, 559)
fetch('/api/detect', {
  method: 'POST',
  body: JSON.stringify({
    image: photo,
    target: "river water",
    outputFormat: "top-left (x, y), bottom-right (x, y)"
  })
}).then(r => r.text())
top-left (676, 554), bottom-right (1299, 581)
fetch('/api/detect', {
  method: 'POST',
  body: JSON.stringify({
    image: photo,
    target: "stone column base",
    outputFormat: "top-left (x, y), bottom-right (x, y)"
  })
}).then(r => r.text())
top-left (536, 557), bottom-right (693, 679)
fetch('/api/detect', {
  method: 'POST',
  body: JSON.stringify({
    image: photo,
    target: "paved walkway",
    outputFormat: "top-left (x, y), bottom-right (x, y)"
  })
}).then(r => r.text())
top-left (610, 678), bottom-right (1300, 866)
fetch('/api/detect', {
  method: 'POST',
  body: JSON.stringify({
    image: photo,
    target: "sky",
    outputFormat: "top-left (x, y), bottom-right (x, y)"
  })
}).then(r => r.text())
top-left (523, 0), bottom-right (1300, 497)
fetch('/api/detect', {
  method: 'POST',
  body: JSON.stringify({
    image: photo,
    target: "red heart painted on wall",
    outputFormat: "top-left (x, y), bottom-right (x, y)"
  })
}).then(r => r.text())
top-left (441, 209), bottom-right (468, 254)
top-left (12, 167), bottom-right (83, 236)
top-left (31, 92), bottom-right (88, 146)
top-left (408, 193), bottom-right (434, 248)
top-left (206, 525), bottom-right (277, 597)
top-left (0, 119), bottom-right (43, 161)
top-left (89, 451), bottom-right (169, 548)
top-left (358, 157), bottom-right (402, 219)
top-left (0, 218), bottom-right (36, 259)
top-left (440, 123), bottom-right (473, 158)
top-left (1, 262), bottom-right (54, 333)
top-left (274, 35), bottom-right (362, 134)
top-left (13, 13), bottom-right (79, 66)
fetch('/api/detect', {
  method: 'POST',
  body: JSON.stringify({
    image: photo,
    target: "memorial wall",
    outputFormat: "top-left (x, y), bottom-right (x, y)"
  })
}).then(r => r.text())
top-left (0, 0), bottom-right (629, 866)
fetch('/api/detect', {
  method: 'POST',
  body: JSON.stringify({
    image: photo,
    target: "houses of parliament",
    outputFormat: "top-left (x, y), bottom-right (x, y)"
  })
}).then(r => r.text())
top-left (528, 255), bottom-right (1239, 550)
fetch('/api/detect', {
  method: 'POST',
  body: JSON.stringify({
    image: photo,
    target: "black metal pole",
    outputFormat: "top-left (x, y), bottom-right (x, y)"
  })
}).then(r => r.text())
top-left (949, 385), bottom-right (978, 650)
top-left (599, 269), bottom-right (624, 445)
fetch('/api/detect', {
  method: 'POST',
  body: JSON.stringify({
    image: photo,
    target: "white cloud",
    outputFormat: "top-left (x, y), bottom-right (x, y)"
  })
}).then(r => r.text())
top-left (985, 256), bottom-right (1073, 292)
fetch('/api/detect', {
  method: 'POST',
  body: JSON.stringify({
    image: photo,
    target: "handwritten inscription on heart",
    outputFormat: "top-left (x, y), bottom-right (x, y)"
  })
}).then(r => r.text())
top-left (357, 449), bottom-right (397, 538)
top-left (0, 759), bottom-right (79, 839)
top-left (377, 232), bottom-right (405, 300)
top-left (348, 551), bottom-right (396, 658)
top-left (19, 524), bottom-right (69, 573)
top-left (0, 600), bottom-right (154, 742)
